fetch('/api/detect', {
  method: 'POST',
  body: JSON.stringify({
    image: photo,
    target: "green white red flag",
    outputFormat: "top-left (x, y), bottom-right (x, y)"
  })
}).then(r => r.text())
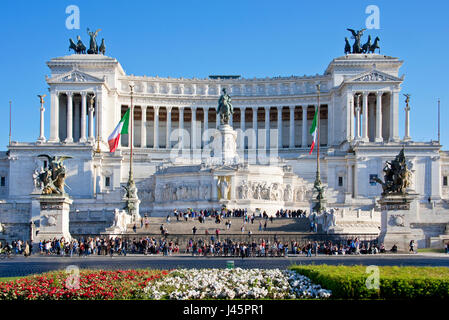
top-left (108, 108), bottom-right (130, 152)
top-left (309, 106), bottom-right (318, 155)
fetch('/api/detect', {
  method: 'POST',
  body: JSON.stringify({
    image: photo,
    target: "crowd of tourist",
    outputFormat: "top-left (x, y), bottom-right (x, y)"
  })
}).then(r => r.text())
top-left (0, 236), bottom-right (412, 258)
top-left (168, 208), bottom-right (307, 223)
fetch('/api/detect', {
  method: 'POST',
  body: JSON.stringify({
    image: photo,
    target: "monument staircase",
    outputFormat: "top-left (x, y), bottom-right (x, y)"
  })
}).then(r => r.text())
top-left (126, 216), bottom-right (314, 235)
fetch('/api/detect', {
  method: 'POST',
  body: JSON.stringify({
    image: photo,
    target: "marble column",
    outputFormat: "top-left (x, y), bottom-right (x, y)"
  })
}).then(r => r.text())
top-left (80, 92), bottom-right (87, 142)
top-left (362, 92), bottom-right (369, 142)
top-left (65, 92), bottom-right (73, 143)
top-left (49, 90), bottom-right (59, 142)
top-left (277, 106), bottom-right (282, 148)
top-left (96, 92), bottom-right (102, 145)
top-left (154, 106), bottom-right (159, 149)
top-left (179, 107), bottom-right (184, 149)
top-left (264, 106), bottom-right (270, 149)
top-left (301, 106), bottom-right (308, 148)
top-left (404, 102), bottom-right (411, 141)
top-left (141, 106), bottom-right (147, 148)
top-left (38, 97), bottom-right (46, 142)
top-left (289, 106), bottom-right (295, 148)
top-left (389, 90), bottom-right (400, 142)
top-left (191, 107), bottom-right (197, 149)
top-left (88, 95), bottom-right (95, 142)
top-left (252, 107), bottom-right (258, 149)
top-left (355, 94), bottom-right (361, 140)
top-left (203, 107), bottom-right (208, 149)
top-left (347, 92), bottom-right (354, 141)
top-left (74, 96), bottom-right (81, 142)
top-left (375, 91), bottom-right (383, 142)
top-left (240, 107), bottom-right (245, 149)
top-left (240, 107), bottom-right (245, 132)
top-left (166, 107), bottom-right (172, 149)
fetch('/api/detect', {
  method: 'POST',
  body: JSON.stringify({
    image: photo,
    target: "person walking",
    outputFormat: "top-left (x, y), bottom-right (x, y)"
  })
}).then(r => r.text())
top-left (409, 240), bottom-right (416, 253)
top-left (192, 226), bottom-right (197, 236)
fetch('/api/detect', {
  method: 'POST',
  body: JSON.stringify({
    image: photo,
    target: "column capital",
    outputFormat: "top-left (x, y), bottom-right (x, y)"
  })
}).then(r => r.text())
top-left (276, 105), bottom-right (282, 111)
top-left (166, 106), bottom-right (173, 113)
top-left (264, 106), bottom-right (270, 111)
top-left (80, 91), bottom-right (88, 97)
top-left (65, 91), bottom-right (74, 97)
top-left (141, 105), bottom-right (148, 111)
top-left (289, 105), bottom-right (295, 111)
top-left (252, 106), bottom-right (258, 112)
top-left (153, 105), bottom-right (160, 113)
top-left (202, 106), bottom-right (209, 112)
top-left (190, 106), bottom-right (197, 111)
top-left (376, 91), bottom-right (384, 97)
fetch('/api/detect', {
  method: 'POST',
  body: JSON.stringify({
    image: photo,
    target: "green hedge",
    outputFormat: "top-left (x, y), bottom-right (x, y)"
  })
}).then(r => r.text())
top-left (290, 265), bottom-right (449, 299)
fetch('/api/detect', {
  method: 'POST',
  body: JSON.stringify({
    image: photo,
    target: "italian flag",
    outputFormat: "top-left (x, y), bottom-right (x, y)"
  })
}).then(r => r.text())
top-left (309, 106), bottom-right (318, 155)
top-left (108, 108), bottom-right (130, 152)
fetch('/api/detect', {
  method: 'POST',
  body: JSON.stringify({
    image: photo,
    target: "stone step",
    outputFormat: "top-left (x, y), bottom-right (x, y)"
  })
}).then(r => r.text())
top-left (125, 216), bottom-right (313, 234)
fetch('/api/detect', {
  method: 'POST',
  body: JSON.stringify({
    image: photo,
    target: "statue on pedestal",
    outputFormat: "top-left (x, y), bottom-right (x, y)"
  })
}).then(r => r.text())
top-left (217, 88), bottom-right (234, 125)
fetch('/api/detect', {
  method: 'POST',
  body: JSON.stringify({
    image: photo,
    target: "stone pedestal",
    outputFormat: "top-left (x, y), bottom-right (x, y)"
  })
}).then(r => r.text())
top-left (378, 193), bottom-right (418, 252)
top-left (216, 124), bottom-right (239, 165)
top-left (34, 195), bottom-right (72, 243)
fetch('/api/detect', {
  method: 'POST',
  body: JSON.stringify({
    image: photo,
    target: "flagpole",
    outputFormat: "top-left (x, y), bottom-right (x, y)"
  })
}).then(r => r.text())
top-left (129, 83), bottom-right (134, 180)
top-left (312, 83), bottom-right (325, 214)
top-left (9, 100), bottom-right (12, 146)
top-left (316, 84), bottom-right (320, 179)
top-left (438, 98), bottom-right (440, 144)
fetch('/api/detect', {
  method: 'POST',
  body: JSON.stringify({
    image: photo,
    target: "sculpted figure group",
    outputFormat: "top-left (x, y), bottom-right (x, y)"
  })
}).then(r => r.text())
top-left (69, 28), bottom-right (106, 55)
top-left (345, 28), bottom-right (380, 54)
top-left (34, 155), bottom-right (72, 195)
top-left (237, 181), bottom-right (307, 202)
top-left (373, 148), bottom-right (412, 195)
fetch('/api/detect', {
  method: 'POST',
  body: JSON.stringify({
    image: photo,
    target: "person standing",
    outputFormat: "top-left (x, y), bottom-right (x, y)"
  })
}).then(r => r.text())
top-left (24, 241), bottom-right (30, 257)
top-left (313, 241), bottom-right (319, 256)
top-left (307, 242), bottom-right (312, 257)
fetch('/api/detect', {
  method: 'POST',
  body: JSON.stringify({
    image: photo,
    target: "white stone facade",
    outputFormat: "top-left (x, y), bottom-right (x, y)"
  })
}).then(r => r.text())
top-left (0, 52), bottom-right (448, 248)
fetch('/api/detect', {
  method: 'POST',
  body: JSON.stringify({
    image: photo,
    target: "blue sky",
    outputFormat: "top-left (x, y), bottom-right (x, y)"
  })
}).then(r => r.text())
top-left (0, 0), bottom-right (448, 149)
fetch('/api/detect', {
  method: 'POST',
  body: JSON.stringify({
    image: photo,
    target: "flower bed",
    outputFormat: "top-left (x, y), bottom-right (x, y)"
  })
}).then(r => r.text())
top-left (0, 269), bottom-right (168, 300)
top-left (144, 268), bottom-right (331, 300)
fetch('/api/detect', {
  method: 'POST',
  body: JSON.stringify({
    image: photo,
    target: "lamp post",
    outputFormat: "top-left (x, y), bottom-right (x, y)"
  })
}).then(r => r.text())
top-left (125, 82), bottom-right (140, 222)
top-left (312, 83), bottom-right (325, 213)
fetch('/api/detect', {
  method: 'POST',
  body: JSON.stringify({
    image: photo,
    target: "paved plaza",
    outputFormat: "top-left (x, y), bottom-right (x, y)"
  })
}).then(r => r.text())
top-left (1, 253), bottom-right (448, 278)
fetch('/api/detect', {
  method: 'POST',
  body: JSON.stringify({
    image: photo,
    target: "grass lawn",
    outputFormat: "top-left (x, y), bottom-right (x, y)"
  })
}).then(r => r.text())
top-left (0, 276), bottom-right (23, 283)
top-left (418, 248), bottom-right (446, 253)
top-left (290, 264), bottom-right (449, 299)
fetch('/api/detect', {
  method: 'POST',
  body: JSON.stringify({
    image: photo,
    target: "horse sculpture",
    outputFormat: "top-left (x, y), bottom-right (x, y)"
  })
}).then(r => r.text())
top-left (369, 37), bottom-right (380, 53)
top-left (373, 148), bottom-right (411, 195)
top-left (69, 36), bottom-right (86, 54)
top-left (99, 38), bottom-right (106, 55)
top-left (344, 37), bottom-right (351, 54)
top-left (217, 88), bottom-right (234, 125)
top-left (362, 35), bottom-right (372, 53)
